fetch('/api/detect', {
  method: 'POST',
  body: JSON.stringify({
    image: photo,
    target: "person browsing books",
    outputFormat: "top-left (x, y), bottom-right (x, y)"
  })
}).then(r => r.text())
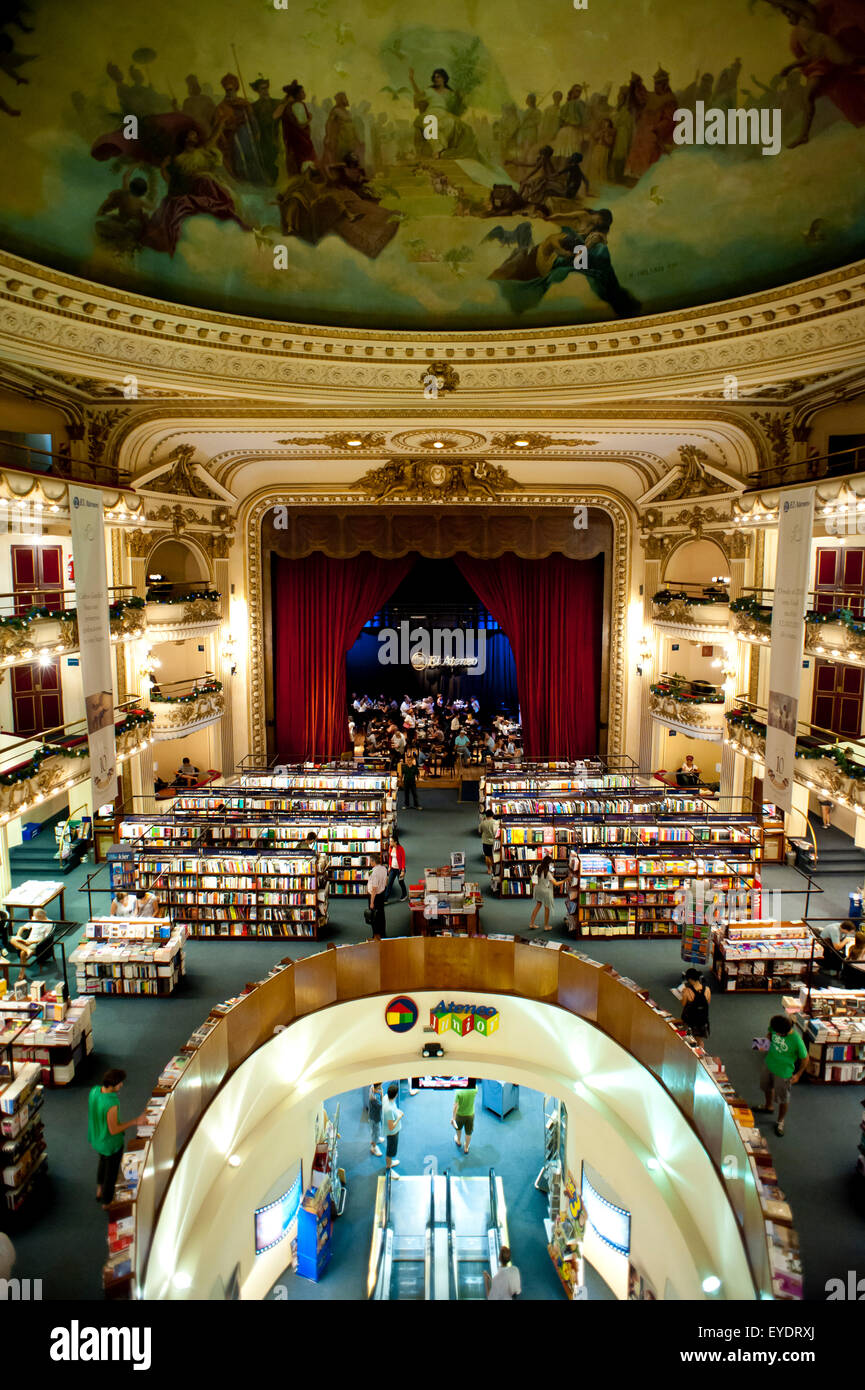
top-left (366, 856), bottom-right (388, 939)
top-left (134, 888), bottom-right (161, 918)
top-left (88, 1068), bottom-right (146, 1209)
top-left (110, 891), bottom-right (136, 918)
top-left (384, 832), bottom-right (407, 903)
top-left (479, 811), bottom-right (498, 875)
top-left (754, 1014), bottom-right (808, 1137)
top-left (529, 855), bottom-right (555, 930)
top-left (680, 968), bottom-right (711, 1038)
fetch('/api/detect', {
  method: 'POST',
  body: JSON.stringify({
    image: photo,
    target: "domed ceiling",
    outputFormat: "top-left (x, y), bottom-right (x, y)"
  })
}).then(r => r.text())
top-left (0, 0), bottom-right (863, 330)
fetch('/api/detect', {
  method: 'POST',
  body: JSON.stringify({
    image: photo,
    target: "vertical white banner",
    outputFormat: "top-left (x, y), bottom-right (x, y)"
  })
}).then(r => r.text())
top-left (69, 486), bottom-right (118, 806)
top-left (764, 488), bottom-right (815, 814)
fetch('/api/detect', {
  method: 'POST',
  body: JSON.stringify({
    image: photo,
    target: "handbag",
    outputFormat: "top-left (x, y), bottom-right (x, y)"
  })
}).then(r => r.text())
top-left (364, 908), bottom-right (374, 926)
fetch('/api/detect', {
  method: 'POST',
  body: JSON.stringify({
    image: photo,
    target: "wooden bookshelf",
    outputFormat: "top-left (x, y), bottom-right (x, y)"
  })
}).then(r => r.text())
top-left (712, 922), bottom-right (821, 994)
top-left (0, 1060), bottom-right (46, 1215)
top-left (136, 854), bottom-right (328, 939)
top-left (790, 986), bottom-right (865, 1084)
top-left (69, 917), bottom-right (186, 995)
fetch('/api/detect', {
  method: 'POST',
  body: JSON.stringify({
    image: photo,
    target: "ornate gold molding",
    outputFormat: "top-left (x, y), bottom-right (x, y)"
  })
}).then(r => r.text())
top-left (245, 492), bottom-right (631, 765)
top-left (1, 249), bottom-right (863, 402)
top-left (356, 458), bottom-right (523, 502)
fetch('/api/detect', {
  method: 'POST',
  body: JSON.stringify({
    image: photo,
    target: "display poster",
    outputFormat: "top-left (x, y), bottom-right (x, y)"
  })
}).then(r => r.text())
top-left (68, 486), bottom-right (118, 806)
top-left (763, 488), bottom-right (815, 815)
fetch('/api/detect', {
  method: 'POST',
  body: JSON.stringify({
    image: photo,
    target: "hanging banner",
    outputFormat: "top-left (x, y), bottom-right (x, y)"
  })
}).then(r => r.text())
top-left (69, 486), bottom-right (118, 806)
top-left (764, 488), bottom-right (815, 814)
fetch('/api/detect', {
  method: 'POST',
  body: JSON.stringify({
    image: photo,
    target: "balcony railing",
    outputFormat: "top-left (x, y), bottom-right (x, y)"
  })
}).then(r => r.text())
top-left (649, 677), bottom-right (727, 740)
top-left (0, 586), bottom-right (145, 665)
top-left (149, 677), bottom-right (224, 739)
top-left (725, 702), bottom-right (865, 810)
top-left (0, 699), bottom-right (153, 821)
top-left (0, 437), bottom-right (131, 490)
top-left (651, 583), bottom-right (731, 631)
top-left (144, 587), bottom-right (222, 636)
top-left (731, 588), bottom-right (865, 664)
top-left (745, 443), bottom-right (865, 492)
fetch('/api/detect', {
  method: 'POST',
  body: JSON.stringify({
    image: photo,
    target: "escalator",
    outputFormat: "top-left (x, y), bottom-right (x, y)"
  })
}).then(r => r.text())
top-left (368, 1167), bottom-right (508, 1300)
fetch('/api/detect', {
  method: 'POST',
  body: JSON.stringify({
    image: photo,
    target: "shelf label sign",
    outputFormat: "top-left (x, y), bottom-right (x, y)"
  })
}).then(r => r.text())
top-left (765, 488), bottom-right (814, 814)
top-left (69, 486), bottom-right (118, 807)
top-left (430, 1000), bottom-right (500, 1037)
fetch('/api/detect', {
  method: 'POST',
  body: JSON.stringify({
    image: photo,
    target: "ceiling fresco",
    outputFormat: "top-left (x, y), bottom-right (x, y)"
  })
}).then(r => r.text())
top-left (0, 0), bottom-right (863, 329)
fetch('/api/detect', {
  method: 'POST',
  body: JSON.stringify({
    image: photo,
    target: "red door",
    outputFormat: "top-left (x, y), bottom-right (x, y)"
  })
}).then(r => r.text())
top-left (811, 661), bottom-right (864, 738)
top-left (10, 545), bottom-right (65, 737)
top-left (814, 546), bottom-right (865, 618)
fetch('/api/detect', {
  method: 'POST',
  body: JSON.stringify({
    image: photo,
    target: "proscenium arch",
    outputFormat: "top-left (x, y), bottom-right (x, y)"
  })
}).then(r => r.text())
top-left (133, 940), bottom-right (777, 1303)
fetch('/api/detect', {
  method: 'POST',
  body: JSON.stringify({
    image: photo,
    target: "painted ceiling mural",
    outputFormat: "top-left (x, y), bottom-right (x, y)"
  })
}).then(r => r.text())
top-left (0, 0), bottom-right (863, 329)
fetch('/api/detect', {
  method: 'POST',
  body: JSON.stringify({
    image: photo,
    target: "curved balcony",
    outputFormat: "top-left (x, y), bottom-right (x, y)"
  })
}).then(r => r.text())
top-left (724, 706), bottom-right (865, 813)
top-left (0, 703), bottom-right (153, 821)
top-left (651, 584), bottom-right (730, 641)
top-left (149, 678), bottom-right (224, 740)
top-left (648, 680), bottom-right (727, 741)
top-left (0, 589), bottom-right (145, 669)
top-left (732, 589), bottom-right (865, 668)
top-left (144, 585), bottom-right (222, 641)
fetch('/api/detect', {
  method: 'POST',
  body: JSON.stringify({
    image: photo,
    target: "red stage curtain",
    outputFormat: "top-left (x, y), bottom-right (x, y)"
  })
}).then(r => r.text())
top-left (455, 552), bottom-right (604, 757)
top-left (272, 553), bottom-right (412, 760)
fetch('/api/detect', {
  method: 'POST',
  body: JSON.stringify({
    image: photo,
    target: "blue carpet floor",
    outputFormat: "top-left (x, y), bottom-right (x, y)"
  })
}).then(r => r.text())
top-left (4, 786), bottom-right (864, 1300)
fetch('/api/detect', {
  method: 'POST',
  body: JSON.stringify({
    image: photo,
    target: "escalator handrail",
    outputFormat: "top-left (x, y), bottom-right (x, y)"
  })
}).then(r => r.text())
top-left (445, 1167), bottom-right (453, 1231)
top-left (488, 1167), bottom-right (499, 1231)
top-left (445, 1168), bottom-right (459, 1301)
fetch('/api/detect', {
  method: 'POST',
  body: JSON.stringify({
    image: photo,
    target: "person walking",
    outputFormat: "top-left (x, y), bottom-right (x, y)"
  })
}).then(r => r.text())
top-left (479, 810), bottom-right (498, 875)
top-left (366, 855), bottom-right (388, 939)
top-left (368, 1081), bottom-right (384, 1156)
top-left (680, 968), bottom-right (711, 1038)
top-left (484, 1246), bottom-right (521, 1299)
top-left (754, 1015), bottom-right (808, 1137)
top-left (400, 748), bottom-right (421, 810)
top-left (529, 855), bottom-right (555, 930)
top-left (452, 1078), bottom-right (479, 1155)
top-left (88, 1069), bottom-right (146, 1208)
top-left (382, 1082), bottom-right (403, 1178)
top-left (384, 832), bottom-right (407, 903)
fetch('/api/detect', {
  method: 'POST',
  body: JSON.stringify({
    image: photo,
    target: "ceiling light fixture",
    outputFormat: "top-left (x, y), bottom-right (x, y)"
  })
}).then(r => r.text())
top-left (346, 438), bottom-right (362, 447)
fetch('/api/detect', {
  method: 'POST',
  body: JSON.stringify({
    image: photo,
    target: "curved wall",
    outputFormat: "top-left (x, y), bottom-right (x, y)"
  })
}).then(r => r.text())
top-left (142, 983), bottom-right (756, 1302)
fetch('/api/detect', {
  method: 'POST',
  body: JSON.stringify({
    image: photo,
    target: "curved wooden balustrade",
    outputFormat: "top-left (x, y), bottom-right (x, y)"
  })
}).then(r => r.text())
top-left (133, 936), bottom-right (789, 1300)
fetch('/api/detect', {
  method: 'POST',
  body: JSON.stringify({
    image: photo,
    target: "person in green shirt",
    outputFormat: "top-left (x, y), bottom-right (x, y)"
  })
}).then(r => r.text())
top-left (754, 1015), bottom-right (807, 1137)
top-left (88, 1069), bottom-right (145, 1208)
top-left (452, 1079), bottom-right (479, 1155)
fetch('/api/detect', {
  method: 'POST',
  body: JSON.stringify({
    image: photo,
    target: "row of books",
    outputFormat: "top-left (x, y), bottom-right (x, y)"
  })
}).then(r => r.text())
top-left (0, 1062), bottom-right (46, 1213)
top-left (70, 925), bottom-right (187, 997)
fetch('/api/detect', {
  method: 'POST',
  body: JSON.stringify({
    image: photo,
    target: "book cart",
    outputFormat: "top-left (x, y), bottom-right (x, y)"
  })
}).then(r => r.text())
top-left (69, 917), bottom-right (186, 996)
top-left (786, 985), bottom-right (865, 1084)
top-left (0, 987), bottom-right (94, 1082)
top-left (711, 922), bottom-right (823, 994)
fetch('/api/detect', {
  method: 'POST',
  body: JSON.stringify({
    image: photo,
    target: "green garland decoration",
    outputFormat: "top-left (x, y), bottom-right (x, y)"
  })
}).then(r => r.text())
top-left (650, 682), bottom-right (725, 704)
top-left (725, 709), bottom-right (865, 779)
top-left (0, 595), bottom-right (146, 632)
top-left (150, 681), bottom-right (222, 704)
top-left (0, 710), bottom-right (154, 787)
top-left (146, 589), bottom-right (220, 604)
top-left (652, 587), bottom-right (729, 607)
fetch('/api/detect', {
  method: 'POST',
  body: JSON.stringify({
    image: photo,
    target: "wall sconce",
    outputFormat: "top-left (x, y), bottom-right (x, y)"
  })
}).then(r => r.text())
top-left (139, 648), bottom-right (161, 686)
top-left (220, 632), bottom-right (238, 675)
top-left (637, 634), bottom-right (652, 675)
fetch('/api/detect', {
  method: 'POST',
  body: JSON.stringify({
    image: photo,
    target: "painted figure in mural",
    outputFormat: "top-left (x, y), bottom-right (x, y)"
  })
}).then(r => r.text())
top-left (516, 92), bottom-right (541, 161)
top-left (551, 84), bottom-right (587, 164)
top-left (488, 209), bottom-right (639, 318)
top-left (275, 80), bottom-right (317, 175)
top-left (249, 77), bottom-right (279, 184)
top-left (609, 85), bottom-right (633, 182)
top-left (584, 115), bottom-right (615, 191)
top-left (625, 66), bottom-right (677, 180)
top-left (214, 73), bottom-right (268, 184)
top-left (713, 56), bottom-right (743, 109)
top-left (539, 91), bottom-right (563, 146)
top-left (181, 74), bottom-right (215, 135)
top-left (408, 67), bottom-right (479, 159)
top-left (322, 90), bottom-right (363, 170)
top-left (144, 121), bottom-right (253, 256)
top-left (760, 0), bottom-right (865, 146)
top-left (94, 167), bottom-right (156, 254)
top-left (105, 62), bottom-right (167, 120)
top-left (494, 101), bottom-right (520, 164)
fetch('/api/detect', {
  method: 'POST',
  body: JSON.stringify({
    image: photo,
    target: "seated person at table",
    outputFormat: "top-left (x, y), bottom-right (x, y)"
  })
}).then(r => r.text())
top-left (820, 918), bottom-right (858, 952)
top-left (454, 729), bottom-right (471, 765)
top-left (110, 890), bottom-right (137, 918)
top-left (677, 755), bottom-right (701, 786)
top-left (174, 758), bottom-right (200, 788)
top-left (2, 908), bottom-right (52, 980)
top-left (134, 888), bottom-right (161, 918)
top-left (849, 932), bottom-right (865, 963)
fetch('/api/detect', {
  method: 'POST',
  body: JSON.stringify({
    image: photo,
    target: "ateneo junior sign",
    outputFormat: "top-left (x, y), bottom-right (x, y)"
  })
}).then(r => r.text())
top-left (430, 1001), bottom-right (500, 1037)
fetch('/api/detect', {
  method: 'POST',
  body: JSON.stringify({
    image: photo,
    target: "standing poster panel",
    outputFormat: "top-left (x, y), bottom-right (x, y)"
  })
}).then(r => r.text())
top-left (764, 489), bottom-right (815, 814)
top-left (69, 486), bottom-right (118, 806)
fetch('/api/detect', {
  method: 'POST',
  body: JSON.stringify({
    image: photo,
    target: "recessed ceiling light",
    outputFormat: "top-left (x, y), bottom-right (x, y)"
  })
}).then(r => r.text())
top-left (514, 439), bottom-right (529, 447)
top-left (173, 1272), bottom-right (192, 1290)
top-left (702, 1275), bottom-right (721, 1295)
top-left (227, 1154), bottom-right (242, 1168)
top-left (346, 438), bottom-right (362, 447)
top-left (432, 440), bottom-right (444, 449)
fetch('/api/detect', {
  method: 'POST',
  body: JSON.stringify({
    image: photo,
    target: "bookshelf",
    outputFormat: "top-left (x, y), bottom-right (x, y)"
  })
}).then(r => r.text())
top-left (135, 854), bottom-right (328, 939)
top-left (408, 863), bottom-right (483, 936)
top-left (712, 922), bottom-right (822, 994)
top-left (120, 792), bottom-right (387, 897)
top-left (789, 986), bottom-right (865, 1084)
top-left (69, 917), bottom-right (186, 995)
top-left (239, 768), bottom-right (398, 819)
top-left (0, 987), bottom-right (94, 1084)
top-left (0, 1060), bottom-right (46, 1215)
top-left (566, 833), bottom-right (761, 940)
top-left (296, 1180), bottom-right (333, 1282)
